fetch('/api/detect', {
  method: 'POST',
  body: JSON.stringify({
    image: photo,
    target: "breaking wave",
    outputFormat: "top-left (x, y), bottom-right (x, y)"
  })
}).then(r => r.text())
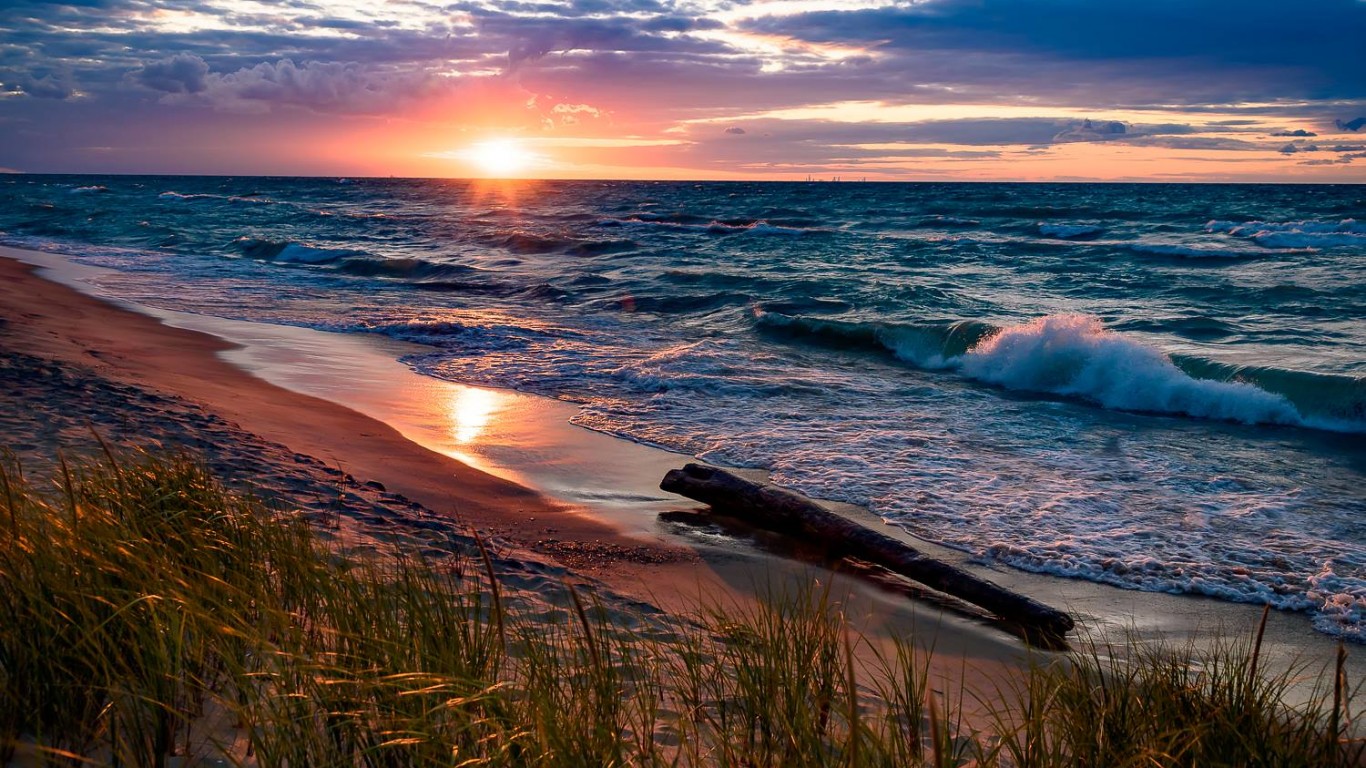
top-left (757, 311), bottom-right (1364, 432)
top-left (1038, 222), bottom-right (1104, 240)
top-left (234, 237), bottom-right (361, 264)
top-left (1207, 218), bottom-right (1366, 249)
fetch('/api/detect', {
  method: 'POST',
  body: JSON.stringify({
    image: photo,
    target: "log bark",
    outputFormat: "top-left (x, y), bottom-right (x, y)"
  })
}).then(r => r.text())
top-left (661, 463), bottom-right (1074, 644)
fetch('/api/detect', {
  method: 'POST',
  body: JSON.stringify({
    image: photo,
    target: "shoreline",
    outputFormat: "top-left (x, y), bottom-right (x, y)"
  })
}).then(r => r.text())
top-left (0, 246), bottom-right (703, 598)
top-left (0, 243), bottom-right (1357, 694)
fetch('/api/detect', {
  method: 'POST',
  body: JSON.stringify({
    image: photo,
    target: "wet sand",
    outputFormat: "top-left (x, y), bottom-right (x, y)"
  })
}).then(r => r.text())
top-left (1, 243), bottom-right (1355, 703)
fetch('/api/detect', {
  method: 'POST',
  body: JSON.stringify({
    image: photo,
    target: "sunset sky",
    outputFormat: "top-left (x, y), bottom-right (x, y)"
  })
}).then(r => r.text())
top-left (2, 0), bottom-right (1365, 181)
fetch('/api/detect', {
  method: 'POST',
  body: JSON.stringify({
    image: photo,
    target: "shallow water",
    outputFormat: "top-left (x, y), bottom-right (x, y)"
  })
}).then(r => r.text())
top-left (4, 176), bottom-right (1364, 638)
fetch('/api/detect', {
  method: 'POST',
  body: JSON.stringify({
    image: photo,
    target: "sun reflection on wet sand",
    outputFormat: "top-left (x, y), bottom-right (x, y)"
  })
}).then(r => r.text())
top-left (448, 387), bottom-right (500, 444)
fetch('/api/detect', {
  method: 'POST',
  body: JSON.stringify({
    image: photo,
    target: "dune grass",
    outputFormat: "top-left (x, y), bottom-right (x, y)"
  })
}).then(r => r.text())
top-left (0, 446), bottom-right (1360, 766)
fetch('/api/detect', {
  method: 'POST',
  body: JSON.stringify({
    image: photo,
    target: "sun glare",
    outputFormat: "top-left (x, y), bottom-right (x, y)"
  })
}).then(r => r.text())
top-left (465, 139), bottom-right (536, 178)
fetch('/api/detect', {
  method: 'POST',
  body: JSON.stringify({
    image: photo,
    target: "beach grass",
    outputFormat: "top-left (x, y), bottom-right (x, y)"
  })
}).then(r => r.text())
top-left (1, 446), bottom-right (1360, 767)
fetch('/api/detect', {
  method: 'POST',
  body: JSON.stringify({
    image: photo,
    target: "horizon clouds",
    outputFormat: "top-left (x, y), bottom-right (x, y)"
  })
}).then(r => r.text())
top-left (2, 0), bottom-right (1364, 180)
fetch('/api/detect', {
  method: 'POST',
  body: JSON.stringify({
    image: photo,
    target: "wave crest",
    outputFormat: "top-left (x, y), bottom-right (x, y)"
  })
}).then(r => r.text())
top-left (1208, 218), bottom-right (1366, 249)
top-left (759, 311), bottom-right (1362, 432)
top-left (960, 315), bottom-right (1303, 425)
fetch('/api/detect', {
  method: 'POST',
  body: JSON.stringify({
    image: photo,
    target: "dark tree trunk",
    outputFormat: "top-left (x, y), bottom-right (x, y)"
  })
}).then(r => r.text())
top-left (661, 463), bottom-right (1074, 646)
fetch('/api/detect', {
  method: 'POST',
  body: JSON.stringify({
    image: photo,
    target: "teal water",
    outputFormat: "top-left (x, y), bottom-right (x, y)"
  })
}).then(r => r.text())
top-left (3, 176), bottom-right (1364, 637)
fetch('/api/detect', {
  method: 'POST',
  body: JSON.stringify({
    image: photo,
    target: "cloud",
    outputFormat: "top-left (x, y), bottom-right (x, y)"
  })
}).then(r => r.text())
top-left (185, 59), bottom-right (459, 114)
top-left (741, 0), bottom-right (1366, 103)
top-left (1337, 117), bottom-right (1366, 131)
top-left (478, 11), bottom-right (728, 70)
top-left (690, 115), bottom-right (1204, 148)
top-left (1051, 119), bottom-right (1126, 143)
top-left (137, 53), bottom-right (210, 94)
top-left (1123, 135), bottom-right (1262, 151)
top-left (14, 71), bottom-right (74, 99)
top-left (1, 0), bottom-right (1364, 179)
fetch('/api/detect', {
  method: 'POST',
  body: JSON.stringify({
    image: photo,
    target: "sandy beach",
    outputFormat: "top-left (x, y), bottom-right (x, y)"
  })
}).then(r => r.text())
top-left (0, 242), bottom-right (1357, 707)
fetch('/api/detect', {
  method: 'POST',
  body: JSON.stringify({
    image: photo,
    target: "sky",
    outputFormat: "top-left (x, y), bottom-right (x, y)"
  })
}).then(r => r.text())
top-left (2, 0), bottom-right (1365, 181)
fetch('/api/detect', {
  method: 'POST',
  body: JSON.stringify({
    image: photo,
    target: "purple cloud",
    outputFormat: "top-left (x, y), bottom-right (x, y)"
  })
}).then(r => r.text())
top-left (137, 53), bottom-right (210, 94)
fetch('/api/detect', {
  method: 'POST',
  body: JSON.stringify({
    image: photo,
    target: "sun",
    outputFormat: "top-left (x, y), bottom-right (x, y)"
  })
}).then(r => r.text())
top-left (464, 139), bottom-right (537, 178)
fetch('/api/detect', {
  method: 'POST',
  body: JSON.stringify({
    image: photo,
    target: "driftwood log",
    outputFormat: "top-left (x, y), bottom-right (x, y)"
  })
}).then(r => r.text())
top-left (661, 463), bottom-right (1074, 645)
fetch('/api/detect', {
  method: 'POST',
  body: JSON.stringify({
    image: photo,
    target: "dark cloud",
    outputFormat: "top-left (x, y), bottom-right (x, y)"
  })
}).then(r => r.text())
top-left (1123, 135), bottom-right (1262, 151)
top-left (14, 71), bottom-right (74, 99)
top-left (137, 53), bottom-right (210, 94)
top-left (191, 58), bottom-right (461, 113)
top-left (478, 13), bottom-right (730, 69)
top-left (1337, 117), bottom-right (1366, 131)
top-left (682, 116), bottom-right (1210, 158)
top-left (743, 0), bottom-right (1366, 102)
top-left (1051, 119), bottom-right (1126, 143)
top-left (724, 126), bottom-right (745, 135)
top-left (1271, 129), bottom-right (1316, 137)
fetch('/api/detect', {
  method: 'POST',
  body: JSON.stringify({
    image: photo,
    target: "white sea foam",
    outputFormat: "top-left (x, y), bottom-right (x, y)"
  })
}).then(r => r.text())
top-left (1129, 242), bottom-right (1274, 259)
top-left (160, 191), bottom-right (218, 201)
top-left (1206, 218), bottom-right (1366, 250)
top-left (707, 220), bottom-right (809, 235)
top-left (957, 315), bottom-right (1303, 425)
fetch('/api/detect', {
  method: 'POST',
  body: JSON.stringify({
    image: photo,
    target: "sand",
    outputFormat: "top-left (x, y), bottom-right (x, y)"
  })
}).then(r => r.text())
top-left (0, 244), bottom-right (1355, 703)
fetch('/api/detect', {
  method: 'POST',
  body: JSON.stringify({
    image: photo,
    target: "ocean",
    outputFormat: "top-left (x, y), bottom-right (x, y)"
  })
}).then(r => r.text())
top-left (3, 175), bottom-right (1364, 638)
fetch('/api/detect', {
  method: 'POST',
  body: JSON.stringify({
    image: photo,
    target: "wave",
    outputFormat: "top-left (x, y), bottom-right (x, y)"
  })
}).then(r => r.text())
top-left (1207, 218), bottom-right (1366, 249)
top-left (1171, 356), bottom-right (1366, 430)
top-left (160, 191), bottom-right (281, 206)
top-left (498, 232), bottom-right (574, 254)
top-left (598, 214), bottom-right (821, 236)
top-left (229, 241), bottom-right (521, 294)
top-left (68, 185), bottom-right (109, 194)
top-left (757, 311), bottom-right (1364, 432)
top-left (234, 237), bottom-right (361, 264)
top-left (598, 213), bottom-right (712, 229)
top-left (913, 214), bottom-right (980, 228)
top-left (354, 316), bottom-right (577, 353)
top-left (334, 256), bottom-right (477, 282)
top-left (958, 315), bottom-right (1303, 426)
top-left (1127, 242), bottom-right (1286, 260)
top-left (567, 238), bottom-right (640, 256)
top-left (706, 220), bottom-right (812, 236)
top-left (1111, 315), bottom-right (1240, 341)
top-left (160, 192), bottom-right (216, 201)
top-left (755, 312), bottom-right (994, 368)
top-left (601, 291), bottom-right (752, 315)
top-left (490, 232), bottom-right (641, 256)
top-left (1038, 222), bottom-right (1104, 240)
